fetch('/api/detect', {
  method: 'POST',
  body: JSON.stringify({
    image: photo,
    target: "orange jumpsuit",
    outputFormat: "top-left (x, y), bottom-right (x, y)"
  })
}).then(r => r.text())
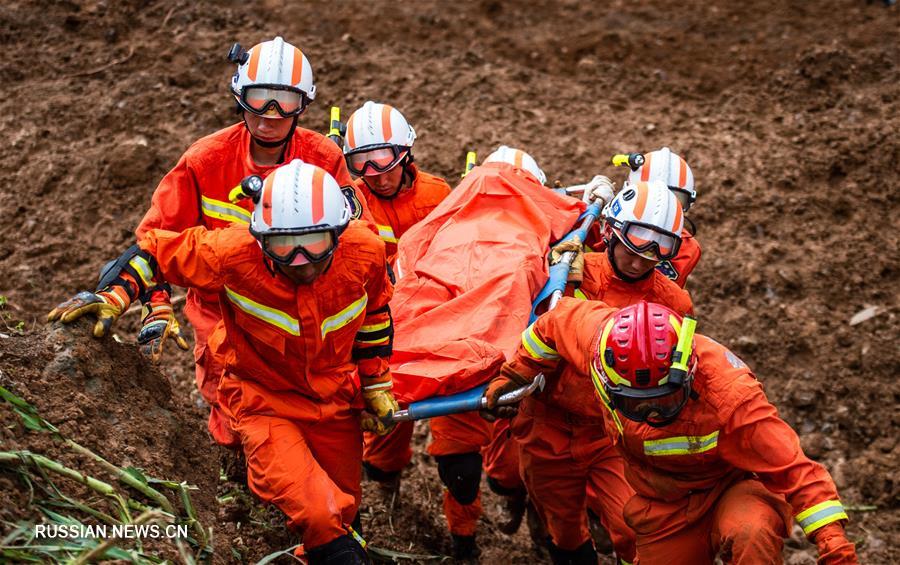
top-left (136, 221), bottom-right (392, 551)
top-left (135, 122), bottom-right (372, 446)
top-left (512, 299), bottom-right (855, 564)
top-left (354, 165), bottom-right (451, 264)
top-left (483, 250), bottom-right (695, 489)
top-left (504, 255), bottom-right (692, 561)
top-left (655, 229), bottom-right (701, 288)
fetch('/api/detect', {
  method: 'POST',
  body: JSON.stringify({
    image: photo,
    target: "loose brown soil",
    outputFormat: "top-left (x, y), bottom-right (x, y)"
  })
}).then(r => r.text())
top-left (0, 0), bottom-right (897, 563)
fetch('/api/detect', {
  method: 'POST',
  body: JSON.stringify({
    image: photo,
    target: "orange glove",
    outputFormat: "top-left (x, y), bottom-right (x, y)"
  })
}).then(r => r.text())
top-left (480, 363), bottom-right (534, 421)
top-left (137, 287), bottom-right (189, 362)
top-left (48, 286), bottom-right (132, 337)
top-left (814, 523), bottom-right (858, 565)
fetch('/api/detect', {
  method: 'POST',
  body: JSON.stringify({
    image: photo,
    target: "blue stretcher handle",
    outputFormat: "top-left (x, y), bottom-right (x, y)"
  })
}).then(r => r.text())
top-left (529, 201), bottom-right (603, 322)
top-left (402, 384), bottom-right (489, 420)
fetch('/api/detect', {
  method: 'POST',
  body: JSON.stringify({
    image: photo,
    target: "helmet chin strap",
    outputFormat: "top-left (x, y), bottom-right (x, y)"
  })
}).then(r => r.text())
top-left (607, 237), bottom-right (654, 283)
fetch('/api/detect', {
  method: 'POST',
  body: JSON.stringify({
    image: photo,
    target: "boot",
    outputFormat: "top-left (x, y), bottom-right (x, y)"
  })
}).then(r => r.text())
top-left (451, 533), bottom-right (481, 560)
top-left (526, 499), bottom-right (549, 548)
top-left (587, 508), bottom-right (614, 555)
top-left (305, 534), bottom-right (370, 564)
top-left (498, 490), bottom-right (527, 535)
top-left (362, 461), bottom-right (401, 501)
top-left (487, 477), bottom-right (527, 535)
top-left (547, 539), bottom-right (597, 565)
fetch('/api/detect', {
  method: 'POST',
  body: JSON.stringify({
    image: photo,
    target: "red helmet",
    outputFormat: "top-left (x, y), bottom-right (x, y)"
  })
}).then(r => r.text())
top-left (591, 301), bottom-right (697, 427)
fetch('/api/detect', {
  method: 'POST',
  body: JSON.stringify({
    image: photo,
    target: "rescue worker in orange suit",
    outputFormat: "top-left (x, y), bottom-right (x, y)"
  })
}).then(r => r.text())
top-left (620, 147), bottom-right (701, 287)
top-left (483, 180), bottom-right (692, 565)
top-left (486, 300), bottom-right (859, 565)
top-left (128, 37), bottom-right (372, 447)
top-left (468, 151), bottom-right (620, 540)
top-left (359, 146), bottom-right (548, 559)
top-left (343, 101), bottom-right (451, 265)
top-left (50, 160), bottom-right (396, 564)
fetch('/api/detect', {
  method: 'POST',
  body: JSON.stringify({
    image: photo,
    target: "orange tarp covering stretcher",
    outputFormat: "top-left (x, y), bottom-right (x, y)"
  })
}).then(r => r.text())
top-left (388, 162), bottom-right (585, 403)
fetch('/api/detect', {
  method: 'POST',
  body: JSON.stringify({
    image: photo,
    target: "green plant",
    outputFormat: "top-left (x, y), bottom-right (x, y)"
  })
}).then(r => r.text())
top-left (0, 384), bottom-right (210, 563)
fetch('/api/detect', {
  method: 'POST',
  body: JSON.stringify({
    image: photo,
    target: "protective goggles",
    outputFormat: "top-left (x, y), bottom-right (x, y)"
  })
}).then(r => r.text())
top-left (608, 382), bottom-right (691, 426)
top-left (238, 86), bottom-right (309, 118)
top-left (345, 145), bottom-right (408, 177)
top-left (669, 186), bottom-right (696, 209)
top-left (609, 219), bottom-right (681, 261)
top-left (260, 231), bottom-right (335, 266)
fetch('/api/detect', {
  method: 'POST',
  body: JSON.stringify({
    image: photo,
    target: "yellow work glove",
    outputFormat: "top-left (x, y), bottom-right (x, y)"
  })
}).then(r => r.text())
top-left (549, 235), bottom-right (585, 285)
top-left (137, 290), bottom-right (190, 362)
top-left (47, 286), bottom-right (132, 338)
top-left (360, 386), bottom-right (400, 436)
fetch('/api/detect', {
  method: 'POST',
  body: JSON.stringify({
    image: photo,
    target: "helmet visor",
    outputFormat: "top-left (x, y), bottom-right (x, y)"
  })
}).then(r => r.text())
top-left (241, 86), bottom-right (306, 118)
top-left (611, 384), bottom-right (689, 425)
top-left (617, 221), bottom-right (681, 261)
top-left (262, 231), bottom-right (334, 265)
top-left (346, 146), bottom-right (407, 176)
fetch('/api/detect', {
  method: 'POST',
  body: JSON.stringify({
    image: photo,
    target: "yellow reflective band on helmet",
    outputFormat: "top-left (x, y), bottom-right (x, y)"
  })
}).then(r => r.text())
top-left (521, 325), bottom-right (559, 360)
top-left (321, 294), bottom-right (368, 339)
top-left (128, 256), bottom-right (154, 288)
top-left (201, 195), bottom-right (251, 224)
top-left (224, 286), bottom-right (300, 336)
top-left (795, 500), bottom-right (848, 536)
top-left (573, 288), bottom-right (588, 301)
top-left (358, 320), bottom-right (391, 333)
top-left (599, 318), bottom-right (632, 387)
top-left (590, 362), bottom-right (624, 434)
top-left (643, 431), bottom-right (719, 456)
top-left (375, 224), bottom-right (397, 243)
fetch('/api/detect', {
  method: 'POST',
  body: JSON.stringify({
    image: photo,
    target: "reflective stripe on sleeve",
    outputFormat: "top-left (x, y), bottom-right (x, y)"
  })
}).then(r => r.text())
top-left (375, 224), bottom-right (397, 243)
top-left (224, 286), bottom-right (300, 336)
top-left (795, 500), bottom-right (848, 535)
top-left (359, 320), bottom-right (391, 333)
top-left (643, 431), bottom-right (719, 456)
top-left (128, 256), bottom-right (155, 288)
top-left (521, 325), bottom-right (559, 360)
top-left (321, 294), bottom-right (368, 338)
top-left (201, 196), bottom-right (251, 224)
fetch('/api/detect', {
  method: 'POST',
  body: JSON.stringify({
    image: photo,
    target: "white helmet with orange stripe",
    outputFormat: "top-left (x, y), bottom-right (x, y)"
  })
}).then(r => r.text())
top-left (602, 180), bottom-right (683, 262)
top-left (484, 145), bottom-right (547, 185)
top-left (229, 36), bottom-right (316, 119)
top-left (627, 147), bottom-right (696, 211)
top-left (343, 101), bottom-right (416, 177)
top-left (246, 160), bottom-right (350, 266)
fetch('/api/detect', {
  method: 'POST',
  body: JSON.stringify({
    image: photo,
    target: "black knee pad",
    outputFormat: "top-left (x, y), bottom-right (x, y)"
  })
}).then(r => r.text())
top-left (435, 452), bottom-right (482, 505)
top-left (305, 533), bottom-right (369, 564)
